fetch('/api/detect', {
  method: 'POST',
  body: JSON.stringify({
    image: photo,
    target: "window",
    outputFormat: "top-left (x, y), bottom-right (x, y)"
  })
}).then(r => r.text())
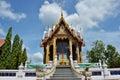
top-left (25, 73), bottom-right (36, 77)
top-left (92, 71), bottom-right (101, 76)
top-left (110, 71), bottom-right (120, 75)
top-left (0, 72), bottom-right (16, 76)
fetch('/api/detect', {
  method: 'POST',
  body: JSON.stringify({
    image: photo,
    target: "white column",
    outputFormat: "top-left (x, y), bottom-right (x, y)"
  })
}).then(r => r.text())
top-left (69, 54), bottom-right (73, 66)
top-left (103, 61), bottom-right (109, 79)
top-left (16, 63), bottom-right (25, 78)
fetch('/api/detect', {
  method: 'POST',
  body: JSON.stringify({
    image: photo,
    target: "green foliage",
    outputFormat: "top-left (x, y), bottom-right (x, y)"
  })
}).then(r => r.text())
top-left (87, 40), bottom-right (105, 63)
top-left (18, 40), bottom-right (23, 66)
top-left (0, 27), bottom-right (12, 69)
top-left (11, 34), bottom-right (20, 69)
top-left (21, 48), bottom-right (27, 66)
top-left (108, 56), bottom-right (120, 68)
top-left (104, 45), bottom-right (119, 64)
top-left (0, 27), bottom-right (27, 69)
top-left (87, 40), bottom-right (120, 68)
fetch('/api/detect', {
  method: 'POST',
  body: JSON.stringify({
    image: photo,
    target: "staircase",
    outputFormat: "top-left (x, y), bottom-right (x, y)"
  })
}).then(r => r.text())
top-left (47, 66), bottom-right (81, 80)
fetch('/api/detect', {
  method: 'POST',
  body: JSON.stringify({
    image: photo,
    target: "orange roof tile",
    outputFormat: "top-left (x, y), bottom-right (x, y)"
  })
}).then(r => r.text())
top-left (0, 39), bottom-right (5, 47)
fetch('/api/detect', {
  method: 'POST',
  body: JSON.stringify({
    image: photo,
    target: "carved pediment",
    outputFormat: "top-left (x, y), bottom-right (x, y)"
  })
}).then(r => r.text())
top-left (56, 25), bottom-right (68, 34)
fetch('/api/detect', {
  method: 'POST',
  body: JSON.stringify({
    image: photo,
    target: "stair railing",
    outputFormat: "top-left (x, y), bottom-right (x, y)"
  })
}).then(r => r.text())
top-left (44, 64), bottom-right (56, 76)
top-left (71, 64), bottom-right (83, 75)
top-left (44, 55), bottom-right (57, 79)
top-left (69, 55), bottom-right (83, 75)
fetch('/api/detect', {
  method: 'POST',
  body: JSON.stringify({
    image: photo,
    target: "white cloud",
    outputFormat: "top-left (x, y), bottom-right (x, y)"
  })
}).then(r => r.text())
top-left (39, 0), bottom-right (120, 29)
top-left (0, 1), bottom-right (26, 22)
top-left (30, 52), bottom-right (43, 64)
top-left (0, 24), bottom-right (5, 36)
top-left (39, 1), bottom-right (67, 26)
top-left (0, 28), bottom-right (5, 36)
top-left (73, 0), bottom-right (120, 29)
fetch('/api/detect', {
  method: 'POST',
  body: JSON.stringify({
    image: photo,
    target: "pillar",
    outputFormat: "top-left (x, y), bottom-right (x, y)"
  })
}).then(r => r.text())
top-left (69, 40), bottom-right (72, 56)
top-left (46, 44), bottom-right (50, 64)
top-left (76, 44), bottom-right (80, 63)
top-left (53, 38), bottom-right (57, 63)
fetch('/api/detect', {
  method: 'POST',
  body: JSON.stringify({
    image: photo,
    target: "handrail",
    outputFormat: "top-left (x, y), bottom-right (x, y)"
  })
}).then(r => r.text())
top-left (44, 65), bottom-right (56, 76)
top-left (71, 64), bottom-right (83, 75)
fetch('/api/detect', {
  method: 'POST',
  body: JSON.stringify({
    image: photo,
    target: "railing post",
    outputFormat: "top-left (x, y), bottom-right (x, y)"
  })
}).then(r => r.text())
top-left (103, 61), bottom-right (109, 79)
top-left (69, 54), bottom-right (73, 66)
top-left (16, 63), bottom-right (25, 79)
top-left (54, 55), bottom-right (57, 65)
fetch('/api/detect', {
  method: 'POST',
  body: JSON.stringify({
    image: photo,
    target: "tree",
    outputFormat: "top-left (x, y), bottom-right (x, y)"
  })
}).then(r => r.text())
top-left (11, 34), bottom-right (20, 69)
top-left (0, 27), bottom-right (28, 69)
top-left (18, 40), bottom-right (23, 66)
top-left (21, 48), bottom-right (27, 66)
top-left (104, 45), bottom-right (119, 67)
top-left (87, 40), bottom-right (105, 63)
top-left (108, 56), bottom-right (120, 68)
top-left (0, 27), bottom-right (12, 69)
top-left (87, 40), bottom-right (120, 68)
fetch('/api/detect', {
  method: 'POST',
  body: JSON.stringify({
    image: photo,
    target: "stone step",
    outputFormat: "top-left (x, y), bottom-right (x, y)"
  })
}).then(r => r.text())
top-left (55, 71), bottom-right (72, 72)
top-left (54, 73), bottom-right (73, 75)
top-left (47, 66), bottom-right (81, 80)
top-left (54, 72), bottom-right (74, 75)
top-left (55, 70), bottom-right (72, 71)
top-left (47, 77), bottom-right (81, 80)
top-left (56, 69), bottom-right (71, 70)
top-left (53, 74), bottom-right (76, 77)
top-left (55, 71), bottom-right (72, 73)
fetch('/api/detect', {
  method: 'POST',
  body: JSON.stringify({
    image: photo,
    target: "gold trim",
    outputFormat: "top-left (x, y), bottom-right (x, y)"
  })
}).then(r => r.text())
top-left (71, 65), bottom-right (83, 75)
top-left (44, 65), bottom-right (56, 76)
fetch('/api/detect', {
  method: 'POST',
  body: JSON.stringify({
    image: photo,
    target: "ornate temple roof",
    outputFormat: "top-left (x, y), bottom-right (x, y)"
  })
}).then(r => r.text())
top-left (40, 13), bottom-right (85, 47)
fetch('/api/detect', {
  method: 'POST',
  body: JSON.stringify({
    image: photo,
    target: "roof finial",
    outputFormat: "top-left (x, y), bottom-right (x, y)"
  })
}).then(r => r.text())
top-left (60, 0), bottom-right (64, 17)
top-left (61, 9), bottom-right (63, 17)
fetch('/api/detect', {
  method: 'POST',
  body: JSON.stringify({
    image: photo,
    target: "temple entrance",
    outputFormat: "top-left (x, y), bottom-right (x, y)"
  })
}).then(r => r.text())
top-left (56, 39), bottom-right (70, 65)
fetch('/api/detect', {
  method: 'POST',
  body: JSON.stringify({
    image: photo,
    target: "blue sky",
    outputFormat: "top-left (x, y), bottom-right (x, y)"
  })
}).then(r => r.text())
top-left (0, 0), bottom-right (120, 63)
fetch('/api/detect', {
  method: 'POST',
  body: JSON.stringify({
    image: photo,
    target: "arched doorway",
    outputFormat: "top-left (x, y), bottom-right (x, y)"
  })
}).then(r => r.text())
top-left (56, 38), bottom-right (69, 65)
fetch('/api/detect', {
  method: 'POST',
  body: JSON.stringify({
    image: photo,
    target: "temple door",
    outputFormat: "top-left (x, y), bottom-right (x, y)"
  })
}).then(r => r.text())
top-left (57, 39), bottom-right (69, 66)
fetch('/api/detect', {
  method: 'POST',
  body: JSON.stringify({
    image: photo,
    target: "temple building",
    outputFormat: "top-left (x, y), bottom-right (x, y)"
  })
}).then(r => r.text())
top-left (40, 13), bottom-right (85, 66)
top-left (0, 13), bottom-right (120, 80)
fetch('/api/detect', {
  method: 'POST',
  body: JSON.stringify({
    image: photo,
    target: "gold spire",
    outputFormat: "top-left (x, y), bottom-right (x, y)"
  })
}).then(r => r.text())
top-left (61, 10), bottom-right (63, 17)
